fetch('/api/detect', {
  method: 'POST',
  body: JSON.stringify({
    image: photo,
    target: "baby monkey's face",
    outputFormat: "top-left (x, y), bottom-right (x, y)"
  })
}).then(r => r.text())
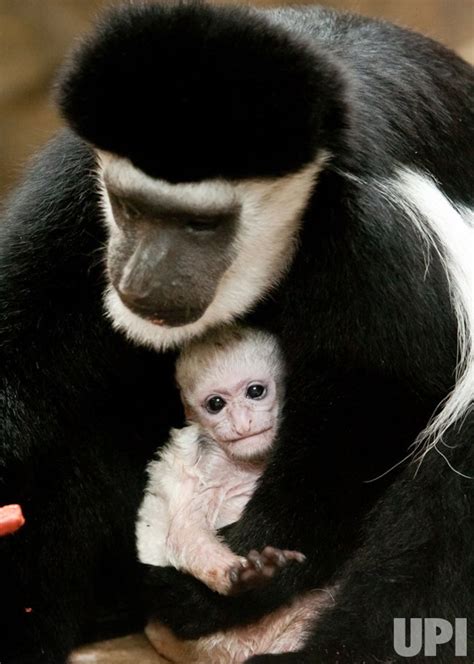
top-left (188, 364), bottom-right (279, 461)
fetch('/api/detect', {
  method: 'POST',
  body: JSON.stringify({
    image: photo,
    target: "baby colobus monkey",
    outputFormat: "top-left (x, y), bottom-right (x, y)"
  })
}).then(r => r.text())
top-left (136, 325), bottom-right (305, 597)
top-left (136, 326), bottom-right (326, 662)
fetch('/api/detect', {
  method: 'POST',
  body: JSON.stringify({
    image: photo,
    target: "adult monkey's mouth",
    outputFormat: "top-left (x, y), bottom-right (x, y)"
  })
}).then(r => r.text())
top-left (143, 310), bottom-right (205, 328)
top-left (115, 290), bottom-right (206, 327)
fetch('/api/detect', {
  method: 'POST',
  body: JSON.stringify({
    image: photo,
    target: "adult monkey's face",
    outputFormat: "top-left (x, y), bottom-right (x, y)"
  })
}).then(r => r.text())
top-left (101, 153), bottom-right (239, 328)
top-left (99, 152), bottom-right (323, 350)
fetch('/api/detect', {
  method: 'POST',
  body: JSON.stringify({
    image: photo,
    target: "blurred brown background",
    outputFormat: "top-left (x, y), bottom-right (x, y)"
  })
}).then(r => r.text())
top-left (1, 0), bottom-right (473, 197)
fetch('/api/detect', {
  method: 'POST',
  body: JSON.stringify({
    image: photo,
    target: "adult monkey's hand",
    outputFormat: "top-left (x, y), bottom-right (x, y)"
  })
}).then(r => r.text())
top-left (0, 505), bottom-right (25, 536)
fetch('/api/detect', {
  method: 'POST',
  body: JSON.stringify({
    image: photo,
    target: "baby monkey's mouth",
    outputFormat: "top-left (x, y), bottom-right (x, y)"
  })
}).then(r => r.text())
top-left (225, 427), bottom-right (273, 444)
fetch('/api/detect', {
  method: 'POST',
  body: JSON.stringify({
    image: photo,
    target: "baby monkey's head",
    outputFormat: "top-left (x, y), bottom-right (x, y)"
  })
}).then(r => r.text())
top-left (176, 326), bottom-right (284, 461)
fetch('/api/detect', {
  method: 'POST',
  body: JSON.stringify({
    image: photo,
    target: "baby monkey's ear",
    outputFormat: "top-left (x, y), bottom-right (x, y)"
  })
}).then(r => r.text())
top-left (183, 401), bottom-right (195, 422)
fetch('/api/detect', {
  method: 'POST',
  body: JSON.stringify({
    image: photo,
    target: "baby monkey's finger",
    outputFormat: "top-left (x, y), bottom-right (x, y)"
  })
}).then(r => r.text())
top-left (260, 546), bottom-right (287, 567)
top-left (281, 549), bottom-right (306, 564)
top-left (247, 549), bottom-right (264, 572)
top-left (260, 546), bottom-right (306, 568)
top-left (227, 563), bottom-right (266, 594)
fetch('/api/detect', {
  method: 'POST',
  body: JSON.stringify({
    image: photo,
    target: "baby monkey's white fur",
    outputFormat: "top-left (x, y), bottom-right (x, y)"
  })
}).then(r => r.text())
top-left (136, 326), bottom-right (286, 594)
top-left (136, 326), bottom-right (329, 662)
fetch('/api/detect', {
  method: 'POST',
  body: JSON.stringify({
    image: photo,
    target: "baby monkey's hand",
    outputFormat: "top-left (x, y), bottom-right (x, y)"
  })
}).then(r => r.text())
top-left (228, 546), bottom-right (305, 595)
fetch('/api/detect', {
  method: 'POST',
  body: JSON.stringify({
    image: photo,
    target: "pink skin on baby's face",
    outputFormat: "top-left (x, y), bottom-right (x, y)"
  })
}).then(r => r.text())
top-left (186, 364), bottom-right (279, 461)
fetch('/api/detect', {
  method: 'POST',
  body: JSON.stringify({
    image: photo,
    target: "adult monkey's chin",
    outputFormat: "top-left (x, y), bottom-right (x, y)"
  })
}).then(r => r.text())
top-left (104, 286), bottom-right (235, 351)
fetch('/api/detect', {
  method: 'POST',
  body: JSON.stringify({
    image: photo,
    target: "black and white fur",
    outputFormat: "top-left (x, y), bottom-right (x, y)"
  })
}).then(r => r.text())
top-left (0, 3), bottom-right (473, 663)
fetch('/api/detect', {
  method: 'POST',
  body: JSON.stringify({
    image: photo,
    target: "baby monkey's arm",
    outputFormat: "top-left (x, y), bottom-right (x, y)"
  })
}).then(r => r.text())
top-left (137, 426), bottom-right (247, 594)
top-left (138, 427), bottom-right (305, 595)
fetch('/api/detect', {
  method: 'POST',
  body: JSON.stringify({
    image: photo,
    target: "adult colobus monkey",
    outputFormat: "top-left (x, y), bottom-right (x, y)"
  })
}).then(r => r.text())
top-left (0, 2), bottom-right (473, 663)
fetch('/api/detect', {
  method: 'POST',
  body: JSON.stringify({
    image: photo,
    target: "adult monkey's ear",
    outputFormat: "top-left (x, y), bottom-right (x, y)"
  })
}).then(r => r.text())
top-left (56, 2), bottom-right (347, 184)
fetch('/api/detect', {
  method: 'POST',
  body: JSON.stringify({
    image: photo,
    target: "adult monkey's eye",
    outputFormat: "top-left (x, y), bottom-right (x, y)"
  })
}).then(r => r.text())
top-left (246, 384), bottom-right (267, 400)
top-left (185, 218), bottom-right (221, 233)
top-left (119, 199), bottom-right (141, 221)
top-left (205, 396), bottom-right (226, 414)
top-left (109, 192), bottom-right (141, 221)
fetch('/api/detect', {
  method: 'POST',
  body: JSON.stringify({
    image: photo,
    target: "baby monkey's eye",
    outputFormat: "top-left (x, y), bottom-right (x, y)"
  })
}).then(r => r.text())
top-left (246, 384), bottom-right (267, 400)
top-left (205, 396), bottom-right (226, 414)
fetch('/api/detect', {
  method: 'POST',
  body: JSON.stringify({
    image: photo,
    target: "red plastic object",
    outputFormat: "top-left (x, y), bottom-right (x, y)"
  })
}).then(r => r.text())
top-left (0, 504), bottom-right (25, 536)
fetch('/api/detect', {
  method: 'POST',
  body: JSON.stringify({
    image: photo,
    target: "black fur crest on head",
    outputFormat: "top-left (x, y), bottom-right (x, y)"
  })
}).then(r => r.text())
top-left (57, 1), bottom-right (345, 183)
